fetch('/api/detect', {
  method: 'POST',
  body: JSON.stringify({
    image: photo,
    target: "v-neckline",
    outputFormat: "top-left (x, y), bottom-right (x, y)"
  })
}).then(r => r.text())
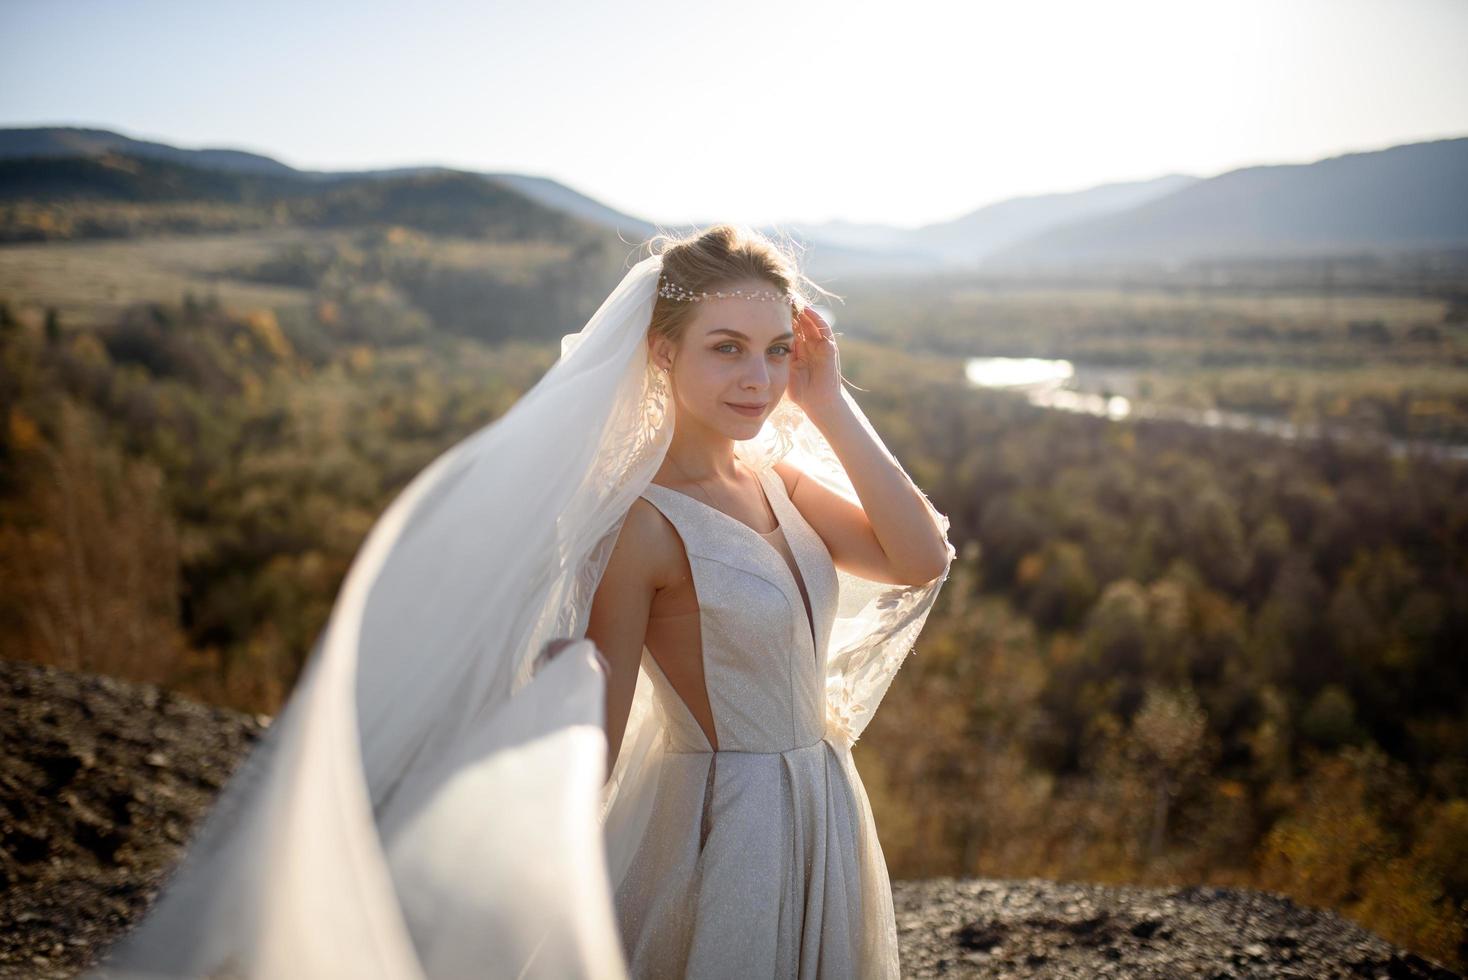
top-left (646, 466), bottom-right (818, 657)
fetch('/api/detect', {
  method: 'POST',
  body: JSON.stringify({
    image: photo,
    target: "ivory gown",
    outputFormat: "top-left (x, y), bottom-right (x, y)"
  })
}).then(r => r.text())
top-left (612, 463), bottom-right (888, 978)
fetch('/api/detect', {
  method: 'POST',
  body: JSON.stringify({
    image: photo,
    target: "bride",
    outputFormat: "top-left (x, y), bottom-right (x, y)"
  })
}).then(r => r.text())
top-left (91, 224), bottom-right (955, 979)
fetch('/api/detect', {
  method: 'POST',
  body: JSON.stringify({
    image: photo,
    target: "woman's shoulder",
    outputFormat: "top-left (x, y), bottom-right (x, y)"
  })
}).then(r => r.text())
top-left (611, 495), bottom-right (683, 591)
top-left (769, 458), bottom-right (805, 500)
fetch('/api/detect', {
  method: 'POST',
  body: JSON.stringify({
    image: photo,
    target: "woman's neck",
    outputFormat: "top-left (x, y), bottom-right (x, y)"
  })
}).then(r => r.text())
top-left (663, 429), bottom-right (740, 483)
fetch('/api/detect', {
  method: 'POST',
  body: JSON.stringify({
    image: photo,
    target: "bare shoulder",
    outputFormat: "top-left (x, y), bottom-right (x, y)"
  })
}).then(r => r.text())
top-left (771, 458), bottom-right (805, 499)
top-left (608, 495), bottom-right (682, 590)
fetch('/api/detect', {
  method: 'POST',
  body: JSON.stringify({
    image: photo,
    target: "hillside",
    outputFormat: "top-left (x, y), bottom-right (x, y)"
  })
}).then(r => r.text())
top-left (0, 125), bottom-right (312, 179)
top-left (0, 149), bottom-right (604, 245)
top-left (0, 658), bottom-right (1457, 979)
top-left (984, 136), bottom-right (1468, 269)
top-left (7, 125), bottom-right (1467, 279)
top-left (0, 126), bottom-right (653, 248)
top-left (906, 173), bottom-right (1201, 267)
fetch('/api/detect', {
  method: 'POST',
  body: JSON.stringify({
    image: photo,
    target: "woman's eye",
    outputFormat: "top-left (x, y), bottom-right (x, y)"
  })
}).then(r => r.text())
top-left (714, 343), bottom-right (791, 356)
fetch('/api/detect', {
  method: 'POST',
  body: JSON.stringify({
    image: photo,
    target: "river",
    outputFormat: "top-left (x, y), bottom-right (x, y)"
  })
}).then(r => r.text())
top-left (963, 356), bottom-right (1468, 463)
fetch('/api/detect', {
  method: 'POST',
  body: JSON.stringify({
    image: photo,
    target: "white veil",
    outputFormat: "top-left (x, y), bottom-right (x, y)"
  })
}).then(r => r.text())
top-left (90, 251), bottom-right (955, 979)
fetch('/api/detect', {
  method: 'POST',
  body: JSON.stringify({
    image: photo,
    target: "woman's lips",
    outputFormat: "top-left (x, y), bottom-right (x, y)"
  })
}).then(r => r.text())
top-left (726, 401), bottom-right (767, 417)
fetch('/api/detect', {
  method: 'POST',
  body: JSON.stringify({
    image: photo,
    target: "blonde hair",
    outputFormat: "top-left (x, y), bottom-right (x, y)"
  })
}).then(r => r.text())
top-left (640, 223), bottom-right (840, 348)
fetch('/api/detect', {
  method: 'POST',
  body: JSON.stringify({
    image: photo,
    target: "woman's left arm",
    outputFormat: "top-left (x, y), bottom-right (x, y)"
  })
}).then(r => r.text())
top-left (780, 306), bottom-right (950, 587)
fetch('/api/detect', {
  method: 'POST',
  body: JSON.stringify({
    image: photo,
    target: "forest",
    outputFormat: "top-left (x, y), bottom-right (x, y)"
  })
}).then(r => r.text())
top-left (1, 190), bottom-right (1466, 969)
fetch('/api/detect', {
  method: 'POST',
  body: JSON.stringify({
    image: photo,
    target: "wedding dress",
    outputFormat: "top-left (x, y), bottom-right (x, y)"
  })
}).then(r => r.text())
top-left (615, 464), bottom-right (882, 977)
top-left (89, 252), bottom-right (954, 979)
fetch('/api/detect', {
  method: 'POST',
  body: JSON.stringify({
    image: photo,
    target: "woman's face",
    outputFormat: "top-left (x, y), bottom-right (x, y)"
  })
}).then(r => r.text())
top-left (651, 279), bottom-right (796, 440)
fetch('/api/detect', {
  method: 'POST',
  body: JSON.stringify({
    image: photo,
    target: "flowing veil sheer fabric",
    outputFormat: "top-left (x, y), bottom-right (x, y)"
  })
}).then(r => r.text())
top-left (90, 253), bottom-right (955, 979)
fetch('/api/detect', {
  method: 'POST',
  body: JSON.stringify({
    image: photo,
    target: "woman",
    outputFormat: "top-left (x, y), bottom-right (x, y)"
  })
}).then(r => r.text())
top-left (591, 226), bottom-right (951, 977)
top-left (91, 224), bottom-right (954, 979)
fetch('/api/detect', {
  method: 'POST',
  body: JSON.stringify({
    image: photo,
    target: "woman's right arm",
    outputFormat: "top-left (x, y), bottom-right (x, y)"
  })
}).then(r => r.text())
top-left (585, 499), bottom-right (663, 784)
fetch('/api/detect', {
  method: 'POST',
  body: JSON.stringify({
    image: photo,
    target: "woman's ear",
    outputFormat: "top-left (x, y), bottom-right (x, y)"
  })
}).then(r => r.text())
top-left (648, 334), bottom-right (676, 373)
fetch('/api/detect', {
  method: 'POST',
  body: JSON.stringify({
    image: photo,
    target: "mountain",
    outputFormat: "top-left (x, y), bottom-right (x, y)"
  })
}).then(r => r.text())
top-left (0, 127), bottom-right (652, 240)
top-left (0, 148), bottom-right (603, 244)
top-left (982, 136), bottom-right (1468, 271)
top-left (0, 126), bottom-right (1201, 277)
top-left (0, 127), bottom-right (937, 278)
top-left (0, 125), bottom-right (309, 179)
top-left (798, 173), bottom-right (1200, 269)
top-left (0, 151), bottom-right (319, 204)
top-left (0, 125), bottom-right (465, 183)
top-left (479, 173), bottom-right (655, 243)
top-left (5, 126), bottom-right (1465, 278)
top-left (910, 174), bottom-right (1200, 266)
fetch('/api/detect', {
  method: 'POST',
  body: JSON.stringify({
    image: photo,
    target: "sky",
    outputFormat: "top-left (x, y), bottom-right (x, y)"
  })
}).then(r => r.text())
top-left (3, 0), bottom-right (1466, 230)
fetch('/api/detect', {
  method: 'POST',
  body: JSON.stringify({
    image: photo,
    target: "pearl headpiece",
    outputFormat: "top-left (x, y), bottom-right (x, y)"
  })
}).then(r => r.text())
top-left (657, 275), bottom-right (793, 304)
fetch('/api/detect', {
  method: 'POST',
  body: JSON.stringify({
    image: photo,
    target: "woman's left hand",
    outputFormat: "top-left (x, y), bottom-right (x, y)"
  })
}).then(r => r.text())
top-left (787, 306), bottom-right (843, 420)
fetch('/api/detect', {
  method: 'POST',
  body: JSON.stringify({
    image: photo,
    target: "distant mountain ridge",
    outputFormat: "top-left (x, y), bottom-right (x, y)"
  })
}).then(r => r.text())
top-left (0, 148), bottom-right (606, 246)
top-left (800, 173), bottom-right (1201, 267)
top-left (981, 136), bottom-right (1468, 270)
top-left (0, 125), bottom-right (468, 183)
top-left (0, 125), bottom-right (307, 178)
top-left (3, 125), bottom-right (1465, 276)
top-left (0, 126), bottom-right (645, 243)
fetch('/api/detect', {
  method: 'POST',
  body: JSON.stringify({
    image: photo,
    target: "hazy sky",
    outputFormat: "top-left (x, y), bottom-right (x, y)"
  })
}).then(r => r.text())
top-left (4, 0), bottom-right (1466, 229)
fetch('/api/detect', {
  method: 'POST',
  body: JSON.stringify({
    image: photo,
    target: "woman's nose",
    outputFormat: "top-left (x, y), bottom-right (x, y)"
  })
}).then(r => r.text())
top-left (741, 360), bottom-right (771, 388)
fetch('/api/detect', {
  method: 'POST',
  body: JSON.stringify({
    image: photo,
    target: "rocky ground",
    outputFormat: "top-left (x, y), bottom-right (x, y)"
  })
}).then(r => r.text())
top-left (0, 659), bottom-right (268, 979)
top-left (1, 657), bottom-right (1460, 979)
top-left (892, 877), bottom-right (1459, 978)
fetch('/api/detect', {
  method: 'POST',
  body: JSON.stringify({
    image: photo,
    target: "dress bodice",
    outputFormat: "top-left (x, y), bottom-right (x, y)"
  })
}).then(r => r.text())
top-left (636, 464), bottom-right (840, 755)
